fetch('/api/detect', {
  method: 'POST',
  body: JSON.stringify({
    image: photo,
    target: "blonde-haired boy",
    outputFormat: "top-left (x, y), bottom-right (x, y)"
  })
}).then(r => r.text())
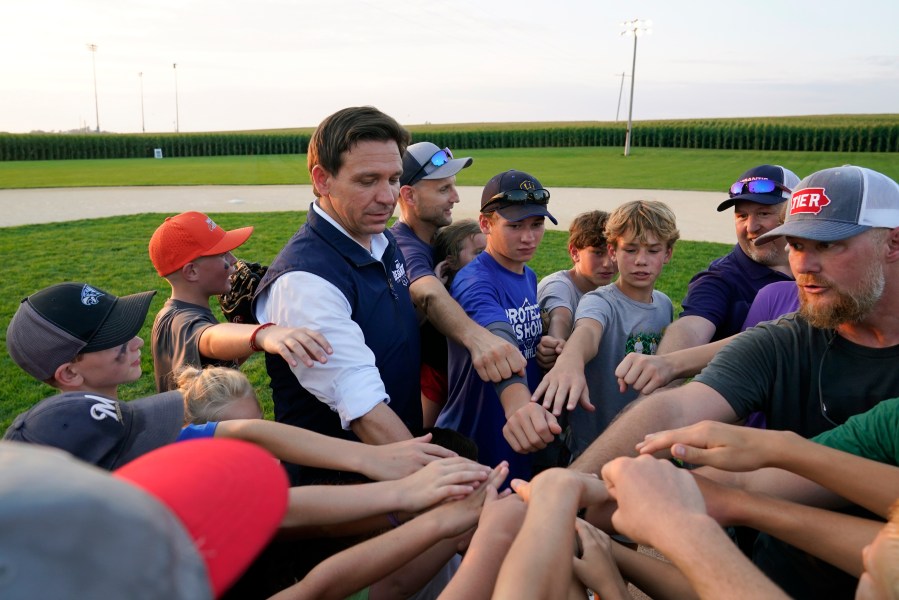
top-left (534, 200), bottom-right (680, 458)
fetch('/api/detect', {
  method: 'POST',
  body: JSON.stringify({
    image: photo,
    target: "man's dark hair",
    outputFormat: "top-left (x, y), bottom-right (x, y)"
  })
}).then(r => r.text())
top-left (307, 106), bottom-right (410, 197)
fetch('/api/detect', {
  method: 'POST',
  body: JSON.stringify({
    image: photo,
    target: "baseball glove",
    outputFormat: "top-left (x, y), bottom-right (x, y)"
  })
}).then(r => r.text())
top-left (218, 259), bottom-right (268, 324)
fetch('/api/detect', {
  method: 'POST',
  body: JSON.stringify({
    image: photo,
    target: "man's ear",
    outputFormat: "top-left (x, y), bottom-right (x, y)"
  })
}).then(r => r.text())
top-left (311, 165), bottom-right (333, 198)
top-left (399, 185), bottom-right (416, 206)
top-left (53, 362), bottom-right (84, 389)
top-left (885, 227), bottom-right (899, 263)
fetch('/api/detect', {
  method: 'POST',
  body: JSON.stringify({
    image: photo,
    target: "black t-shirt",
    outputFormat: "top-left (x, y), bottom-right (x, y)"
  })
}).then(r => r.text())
top-left (695, 313), bottom-right (899, 438)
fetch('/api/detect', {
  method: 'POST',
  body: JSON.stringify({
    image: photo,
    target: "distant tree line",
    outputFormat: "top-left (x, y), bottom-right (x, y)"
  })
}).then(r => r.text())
top-left (1, 119), bottom-right (897, 161)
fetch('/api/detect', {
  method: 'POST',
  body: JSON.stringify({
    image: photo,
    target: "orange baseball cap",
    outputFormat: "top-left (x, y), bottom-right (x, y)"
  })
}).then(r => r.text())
top-left (149, 211), bottom-right (254, 276)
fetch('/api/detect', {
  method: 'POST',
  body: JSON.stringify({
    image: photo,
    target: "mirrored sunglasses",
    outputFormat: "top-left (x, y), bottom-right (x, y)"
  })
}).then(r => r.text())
top-left (729, 178), bottom-right (791, 198)
top-left (408, 147), bottom-right (454, 184)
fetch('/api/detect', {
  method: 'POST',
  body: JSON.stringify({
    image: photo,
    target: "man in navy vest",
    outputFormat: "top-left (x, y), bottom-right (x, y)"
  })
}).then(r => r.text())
top-left (254, 106), bottom-right (423, 484)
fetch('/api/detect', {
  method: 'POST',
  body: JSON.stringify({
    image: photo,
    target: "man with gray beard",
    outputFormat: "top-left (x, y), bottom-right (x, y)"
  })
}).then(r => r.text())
top-left (562, 165), bottom-right (899, 600)
top-left (655, 164), bottom-right (799, 354)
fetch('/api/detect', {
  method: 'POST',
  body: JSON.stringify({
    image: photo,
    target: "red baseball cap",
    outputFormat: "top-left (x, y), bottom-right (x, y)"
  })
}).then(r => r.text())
top-left (149, 211), bottom-right (254, 276)
top-left (114, 438), bottom-right (289, 597)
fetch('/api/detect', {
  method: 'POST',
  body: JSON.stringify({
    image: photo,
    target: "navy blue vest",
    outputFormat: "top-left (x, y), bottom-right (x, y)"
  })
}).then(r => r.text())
top-left (253, 205), bottom-right (422, 446)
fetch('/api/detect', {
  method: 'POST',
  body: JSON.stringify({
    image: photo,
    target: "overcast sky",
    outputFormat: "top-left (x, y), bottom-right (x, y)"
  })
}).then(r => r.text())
top-left (3, 0), bottom-right (897, 133)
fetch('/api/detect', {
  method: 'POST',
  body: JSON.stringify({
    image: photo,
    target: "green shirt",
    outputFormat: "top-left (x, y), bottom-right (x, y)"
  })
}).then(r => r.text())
top-left (811, 397), bottom-right (899, 465)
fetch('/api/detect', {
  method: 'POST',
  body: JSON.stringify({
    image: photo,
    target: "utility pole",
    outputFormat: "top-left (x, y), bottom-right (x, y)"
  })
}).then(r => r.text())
top-left (615, 71), bottom-right (628, 122)
top-left (139, 72), bottom-right (146, 133)
top-left (87, 44), bottom-right (100, 133)
top-left (173, 63), bottom-right (180, 133)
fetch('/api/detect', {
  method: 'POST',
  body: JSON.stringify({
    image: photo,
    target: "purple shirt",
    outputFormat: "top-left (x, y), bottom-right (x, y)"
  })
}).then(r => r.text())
top-left (389, 221), bottom-right (435, 283)
top-left (741, 281), bottom-right (800, 331)
top-left (680, 244), bottom-right (793, 341)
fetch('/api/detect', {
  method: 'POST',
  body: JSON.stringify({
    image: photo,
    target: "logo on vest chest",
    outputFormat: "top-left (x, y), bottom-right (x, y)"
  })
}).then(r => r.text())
top-left (392, 260), bottom-right (410, 287)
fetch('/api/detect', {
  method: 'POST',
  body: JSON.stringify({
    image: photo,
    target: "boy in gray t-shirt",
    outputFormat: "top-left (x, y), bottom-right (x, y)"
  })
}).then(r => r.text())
top-left (533, 201), bottom-right (680, 458)
top-left (537, 210), bottom-right (616, 341)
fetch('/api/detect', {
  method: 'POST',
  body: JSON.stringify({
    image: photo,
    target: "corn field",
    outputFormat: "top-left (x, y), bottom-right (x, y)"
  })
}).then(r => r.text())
top-left (1, 116), bottom-right (896, 161)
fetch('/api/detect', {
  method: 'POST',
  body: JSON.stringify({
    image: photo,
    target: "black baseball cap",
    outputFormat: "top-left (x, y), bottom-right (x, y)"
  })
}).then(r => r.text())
top-left (480, 170), bottom-right (558, 225)
top-left (6, 282), bottom-right (156, 381)
top-left (3, 390), bottom-right (184, 470)
top-left (716, 164), bottom-right (800, 212)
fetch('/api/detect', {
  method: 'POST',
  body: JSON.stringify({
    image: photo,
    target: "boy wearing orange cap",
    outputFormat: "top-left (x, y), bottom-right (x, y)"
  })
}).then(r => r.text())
top-left (149, 211), bottom-right (332, 392)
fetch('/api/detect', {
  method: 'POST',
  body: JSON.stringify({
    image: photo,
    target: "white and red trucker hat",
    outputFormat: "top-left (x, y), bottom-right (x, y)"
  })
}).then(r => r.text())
top-left (756, 165), bottom-right (899, 245)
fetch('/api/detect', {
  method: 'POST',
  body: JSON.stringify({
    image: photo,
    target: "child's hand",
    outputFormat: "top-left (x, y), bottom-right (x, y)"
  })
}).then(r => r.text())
top-left (362, 433), bottom-right (457, 480)
top-left (394, 457), bottom-right (492, 513)
top-left (434, 461), bottom-right (509, 538)
top-left (255, 325), bottom-right (333, 368)
top-left (573, 519), bottom-right (630, 600)
top-left (503, 403), bottom-right (561, 453)
top-left (615, 352), bottom-right (677, 395)
top-left (536, 335), bottom-right (565, 371)
top-left (530, 356), bottom-right (595, 417)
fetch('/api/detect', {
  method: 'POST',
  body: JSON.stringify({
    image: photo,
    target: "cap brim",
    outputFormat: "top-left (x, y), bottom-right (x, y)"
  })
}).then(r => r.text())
top-left (717, 193), bottom-right (788, 212)
top-left (755, 220), bottom-right (872, 245)
top-left (418, 156), bottom-right (473, 182)
top-left (494, 204), bottom-right (558, 225)
top-left (83, 290), bottom-right (156, 353)
top-left (114, 438), bottom-right (288, 597)
top-left (115, 391), bottom-right (186, 469)
top-left (201, 226), bottom-right (254, 257)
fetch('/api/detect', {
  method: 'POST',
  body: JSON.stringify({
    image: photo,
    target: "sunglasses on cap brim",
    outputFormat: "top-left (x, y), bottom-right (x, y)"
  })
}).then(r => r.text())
top-left (729, 178), bottom-right (791, 198)
top-left (482, 189), bottom-right (551, 212)
top-left (407, 148), bottom-right (453, 185)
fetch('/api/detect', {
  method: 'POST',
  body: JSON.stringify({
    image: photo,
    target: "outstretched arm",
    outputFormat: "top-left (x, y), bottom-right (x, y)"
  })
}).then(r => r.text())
top-left (615, 336), bottom-right (733, 395)
top-left (215, 421), bottom-right (454, 480)
top-left (199, 322), bottom-right (332, 367)
top-left (637, 420), bottom-right (899, 518)
top-left (601, 456), bottom-right (788, 600)
top-left (694, 474), bottom-right (881, 577)
top-left (271, 462), bottom-right (509, 600)
top-left (493, 469), bottom-right (608, 599)
top-left (411, 275), bottom-right (526, 382)
top-left (531, 318), bottom-right (602, 416)
top-left (438, 495), bottom-right (528, 600)
top-left (569, 382), bottom-right (740, 476)
top-left (280, 457), bottom-right (492, 528)
top-left (655, 315), bottom-right (717, 355)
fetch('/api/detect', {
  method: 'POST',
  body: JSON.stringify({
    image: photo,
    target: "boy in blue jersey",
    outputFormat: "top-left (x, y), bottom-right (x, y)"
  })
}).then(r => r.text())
top-left (437, 170), bottom-right (563, 481)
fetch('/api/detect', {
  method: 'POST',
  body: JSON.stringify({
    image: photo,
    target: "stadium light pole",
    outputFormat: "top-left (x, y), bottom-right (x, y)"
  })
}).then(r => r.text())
top-left (620, 19), bottom-right (651, 157)
top-left (86, 43), bottom-right (100, 133)
top-left (173, 63), bottom-right (180, 133)
top-left (138, 72), bottom-right (146, 133)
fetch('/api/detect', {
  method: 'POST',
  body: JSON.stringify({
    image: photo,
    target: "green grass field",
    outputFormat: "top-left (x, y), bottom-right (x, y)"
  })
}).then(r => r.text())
top-left (1, 146), bottom-right (897, 190)
top-left (0, 211), bottom-right (729, 431)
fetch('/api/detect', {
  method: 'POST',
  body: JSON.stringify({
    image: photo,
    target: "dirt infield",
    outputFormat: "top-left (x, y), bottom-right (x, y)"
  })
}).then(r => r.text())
top-left (0, 185), bottom-right (736, 244)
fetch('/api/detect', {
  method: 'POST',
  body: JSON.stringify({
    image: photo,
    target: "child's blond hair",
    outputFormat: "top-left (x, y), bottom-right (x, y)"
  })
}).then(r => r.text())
top-left (177, 365), bottom-right (259, 425)
top-left (605, 200), bottom-right (680, 249)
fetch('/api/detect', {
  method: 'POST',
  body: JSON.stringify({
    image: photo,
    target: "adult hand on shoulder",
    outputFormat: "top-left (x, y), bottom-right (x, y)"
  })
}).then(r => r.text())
top-left (536, 335), bottom-right (565, 371)
top-left (503, 403), bottom-right (562, 453)
top-left (255, 325), bottom-right (333, 368)
top-left (635, 420), bottom-right (782, 472)
top-left (361, 433), bottom-right (457, 480)
top-left (615, 353), bottom-right (676, 395)
top-left (530, 355), bottom-right (594, 417)
top-left (468, 329), bottom-right (527, 383)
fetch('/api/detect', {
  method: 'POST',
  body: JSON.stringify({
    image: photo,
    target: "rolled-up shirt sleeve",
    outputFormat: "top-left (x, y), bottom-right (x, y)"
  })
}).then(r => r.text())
top-left (256, 271), bottom-right (389, 429)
